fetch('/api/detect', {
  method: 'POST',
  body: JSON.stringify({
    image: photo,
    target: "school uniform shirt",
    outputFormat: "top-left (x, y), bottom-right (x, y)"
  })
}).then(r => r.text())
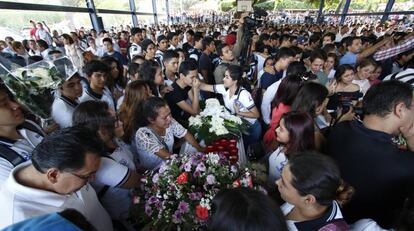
top-left (0, 162), bottom-right (113, 231)
top-left (189, 48), bottom-right (202, 62)
top-left (281, 200), bottom-right (345, 231)
top-left (52, 95), bottom-right (79, 129)
top-left (213, 84), bottom-right (257, 125)
top-left (268, 146), bottom-right (287, 184)
top-left (155, 49), bottom-right (165, 69)
top-left (0, 120), bottom-right (44, 184)
top-left (92, 139), bottom-right (136, 220)
top-left (78, 86), bottom-right (115, 111)
top-left (261, 79), bottom-right (282, 125)
top-left (128, 43), bottom-right (142, 61)
top-left (339, 51), bottom-right (358, 66)
top-left (133, 118), bottom-right (187, 170)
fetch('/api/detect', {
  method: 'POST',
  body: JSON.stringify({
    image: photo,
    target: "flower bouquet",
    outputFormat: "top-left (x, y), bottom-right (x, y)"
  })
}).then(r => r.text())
top-left (188, 98), bottom-right (250, 145)
top-left (133, 152), bottom-right (265, 231)
top-left (0, 56), bottom-right (76, 125)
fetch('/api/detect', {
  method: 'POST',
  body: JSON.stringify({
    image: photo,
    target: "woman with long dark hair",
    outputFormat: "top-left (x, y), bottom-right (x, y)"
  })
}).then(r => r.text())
top-left (268, 111), bottom-right (315, 183)
top-left (199, 64), bottom-right (261, 150)
top-left (263, 74), bottom-right (303, 151)
top-left (139, 60), bottom-right (165, 97)
top-left (277, 152), bottom-right (349, 230)
top-left (132, 97), bottom-right (202, 170)
top-left (291, 82), bottom-right (329, 150)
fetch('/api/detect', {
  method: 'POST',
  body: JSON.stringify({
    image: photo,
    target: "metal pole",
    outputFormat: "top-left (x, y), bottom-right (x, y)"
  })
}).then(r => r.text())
top-left (317, 0), bottom-right (325, 23)
top-left (85, 0), bottom-right (100, 32)
top-left (340, 0), bottom-right (351, 25)
top-left (129, 0), bottom-right (139, 27)
top-left (381, 0), bottom-right (395, 23)
top-left (166, 0), bottom-right (170, 25)
top-left (152, 0), bottom-right (158, 25)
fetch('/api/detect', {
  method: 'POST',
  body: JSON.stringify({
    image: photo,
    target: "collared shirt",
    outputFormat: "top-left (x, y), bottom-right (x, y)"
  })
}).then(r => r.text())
top-left (373, 37), bottom-right (414, 61)
top-left (128, 43), bottom-right (142, 61)
top-left (52, 95), bottom-right (79, 129)
top-left (0, 162), bottom-right (112, 231)
top-left (339, 51), bottom-right (358, 66)
top-left (282, 201), bottom-right (345, 231)
top-left (0, 120), bottom-right (44, 184)
top-left (78, 86), bottom-right (115, 111)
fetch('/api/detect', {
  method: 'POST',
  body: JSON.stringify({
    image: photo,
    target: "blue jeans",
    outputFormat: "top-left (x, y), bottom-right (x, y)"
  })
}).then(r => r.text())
top-left (243, 120), bottom-right (262, 151)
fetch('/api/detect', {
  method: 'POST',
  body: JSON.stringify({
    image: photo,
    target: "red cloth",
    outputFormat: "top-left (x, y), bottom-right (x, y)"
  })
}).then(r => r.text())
top-left (30, 28), bottom-right (38, 40)
top-left (263, 103), bottom-right (291, 146)
top-left (225, 34), bottom-right (236, 45)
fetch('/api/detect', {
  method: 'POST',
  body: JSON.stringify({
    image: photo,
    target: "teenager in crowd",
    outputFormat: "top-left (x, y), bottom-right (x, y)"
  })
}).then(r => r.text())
top-left (118, 80), bottom-right (153, 144)
top-left (139, 60), bottom-right (166, 97)
top-left (277, 152), bottom-right (349, 230)
top-left (263, 75), bottom-right (303, 151)
top-left (78, 60), bottom-right (116, 111)
top-left (353, 58), bottom-right (377, 94)
top-left (52, 72), bottom-right (83, 128)
top-left (268, 111), bottom-right (315, 184)
top-left (132, 97), bottom-right (202, 170)
top-left (162, 50), bottom-right (180, 86)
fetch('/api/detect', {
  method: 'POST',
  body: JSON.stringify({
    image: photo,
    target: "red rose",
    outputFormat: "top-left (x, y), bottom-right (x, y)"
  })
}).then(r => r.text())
top-left (196, 205), bottom-right (209, 220)
top-left (176, 172), bottom-right (188, 184)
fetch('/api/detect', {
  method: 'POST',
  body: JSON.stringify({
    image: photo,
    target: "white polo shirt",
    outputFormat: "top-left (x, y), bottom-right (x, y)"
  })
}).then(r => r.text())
top-left (0, 162), bottom-right (113, 231)
top-left (92, 140), bottom-right (137, 220)
top-left (78, 86), bottom-right (115, 111)
top-left (214, 84), bottom-right (257, 124)
top-left (52, 95), bottom-right (79, 129)
top-left (0, 121), bottom-right (44, 184)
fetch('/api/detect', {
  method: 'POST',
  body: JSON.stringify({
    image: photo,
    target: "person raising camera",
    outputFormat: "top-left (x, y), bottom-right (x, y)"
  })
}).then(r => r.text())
top-left (326, 64), bottom-right (363, 114)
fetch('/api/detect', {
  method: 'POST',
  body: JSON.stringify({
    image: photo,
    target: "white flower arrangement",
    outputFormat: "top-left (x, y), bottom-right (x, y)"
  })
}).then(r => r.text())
top-left (188, 99), bottom-right (250, 144)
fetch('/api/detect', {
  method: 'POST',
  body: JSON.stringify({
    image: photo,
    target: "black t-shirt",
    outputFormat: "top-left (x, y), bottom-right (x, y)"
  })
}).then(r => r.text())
top-left (199, 53), bottom-right (214, 84)
top-left (182, 42), bottom-right (193, 53)
top-left (164, 82), bottom-right (191, 126)
top-left (327, 120), bottom-right (414, 229)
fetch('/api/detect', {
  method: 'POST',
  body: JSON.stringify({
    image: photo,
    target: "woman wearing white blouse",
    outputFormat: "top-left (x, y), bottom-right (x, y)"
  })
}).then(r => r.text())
top-left (199, 64), bottom-right (261, 150)
top-left (133, 97), bottom-right (203, 170)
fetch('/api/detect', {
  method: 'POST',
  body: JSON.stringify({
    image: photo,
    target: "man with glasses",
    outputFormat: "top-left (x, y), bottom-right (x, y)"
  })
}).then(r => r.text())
top-left (0, 127), bottom-right (112, 230)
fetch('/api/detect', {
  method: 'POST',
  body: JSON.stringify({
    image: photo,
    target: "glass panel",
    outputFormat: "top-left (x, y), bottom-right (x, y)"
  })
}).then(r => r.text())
top-left (0, 10), bottom-right (90, 40)
top-left (1, 0), bottom-right (84, 7)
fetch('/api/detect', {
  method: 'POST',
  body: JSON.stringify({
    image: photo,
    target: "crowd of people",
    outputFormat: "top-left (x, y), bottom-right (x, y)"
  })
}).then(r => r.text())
top-left (0, 12), bottom-right (414, 230)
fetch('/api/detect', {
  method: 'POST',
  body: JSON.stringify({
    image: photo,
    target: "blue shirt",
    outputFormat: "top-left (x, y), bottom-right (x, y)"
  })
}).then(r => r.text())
top-left (339, 51), bottom-right (357, 66)
top-left (104, 51), bottom-right (127, 66)
top-left (260, 71), bottom-right (284, 90)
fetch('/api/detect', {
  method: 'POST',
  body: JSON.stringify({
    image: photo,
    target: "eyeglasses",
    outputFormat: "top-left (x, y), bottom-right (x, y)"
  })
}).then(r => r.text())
top-left (69, 172), bottom-right (96, 181)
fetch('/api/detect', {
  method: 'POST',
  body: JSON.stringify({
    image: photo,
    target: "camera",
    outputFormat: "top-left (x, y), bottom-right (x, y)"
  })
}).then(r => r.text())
top-left (337, 92), bottom-right (363, 115)
top-left (341, 101), bottom-right (363, 115)
top-left (244, 9), bottom-right (267, 29)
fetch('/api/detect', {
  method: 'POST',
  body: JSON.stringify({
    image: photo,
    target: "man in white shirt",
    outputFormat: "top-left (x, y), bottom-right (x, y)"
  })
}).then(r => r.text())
top-left (0, 85), bottom-right (45, 184)
top-left (78, 60), bottom-right (116, 111)
top-left (0, 127), bottom-right (112, 231)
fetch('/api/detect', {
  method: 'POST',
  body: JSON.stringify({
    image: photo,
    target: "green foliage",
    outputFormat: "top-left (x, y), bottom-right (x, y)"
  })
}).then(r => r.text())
top-left (254, 1), bottom-right (275, 10)
top-left (275, 0), bottom-right (314, 10)
top-left (220, 0), bottom-right (237, 12)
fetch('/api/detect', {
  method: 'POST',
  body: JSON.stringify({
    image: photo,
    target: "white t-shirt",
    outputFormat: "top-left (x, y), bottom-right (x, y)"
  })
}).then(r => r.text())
top-left (261, 79), bottom-right (282, 125)
top-left (0, 162), bottom-right (112, 231)
top-left (214, 84), bottom-right (257, 124)
top-left (78, 86), bottom-right (115, 111)
top-left (52, 96), bottom-right (79, 129)
top-left (92, 139), bottom-right (136, 220)
top-left (133, 118), bottom-right (187, 170)
top-left (0, 121), bottom-right (44, 184)
top-left (268, 146), bottom-right (287, 184)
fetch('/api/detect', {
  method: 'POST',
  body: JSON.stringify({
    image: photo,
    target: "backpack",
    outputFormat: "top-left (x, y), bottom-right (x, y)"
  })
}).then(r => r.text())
top-left (0, 120), bottom-right (45, 167)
